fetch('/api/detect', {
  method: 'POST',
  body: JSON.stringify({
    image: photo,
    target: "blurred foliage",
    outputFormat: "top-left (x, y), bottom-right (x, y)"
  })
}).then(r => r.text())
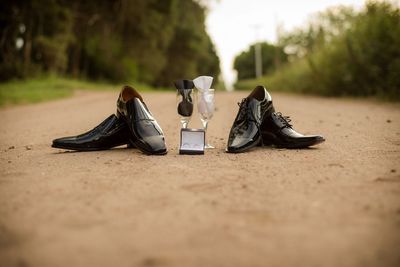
top-left (233, 42), bottom-right (287, 80)
top-left (155, 0), bottom-right (220, 86)
top-left (0, 0), bottom-right (220, 88)
top-left (235, 1), bottom-right (400, 100)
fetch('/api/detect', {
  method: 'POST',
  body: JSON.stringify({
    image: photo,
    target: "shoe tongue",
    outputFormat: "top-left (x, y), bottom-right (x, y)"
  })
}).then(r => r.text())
top-left (246, 97), bottom-right (259, 107)
top-left (239, 97), bottom-right (259, 120)
top-left (272, 113), bottom-right (289, 128)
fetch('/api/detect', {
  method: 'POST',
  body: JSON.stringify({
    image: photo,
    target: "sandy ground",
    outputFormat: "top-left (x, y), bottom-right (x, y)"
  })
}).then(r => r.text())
top-left (0, 90), bottom-right (399, 267)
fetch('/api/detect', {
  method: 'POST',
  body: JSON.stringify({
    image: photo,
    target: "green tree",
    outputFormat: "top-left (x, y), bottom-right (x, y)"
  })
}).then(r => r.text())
top-left (0, 0), bottom-right (221, 87)
top-left (236, 1), bottom-right (400, 100)
top-left (0, 0), bottom-right (72, 79)
top-left (154, 0), bottom-right (220, 86)
top-left (233, 42), bottom-right (287, 80)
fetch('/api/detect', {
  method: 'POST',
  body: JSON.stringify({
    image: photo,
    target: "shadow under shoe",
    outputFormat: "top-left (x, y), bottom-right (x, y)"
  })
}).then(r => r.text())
top-left (226, 85), bottom-right (274, 153)
top-left (117, 85), bottom-right (167, 155)
top-left (261, 112), bottom-right (325, 149)
top-left (52, 114), bottom-right (133, 151)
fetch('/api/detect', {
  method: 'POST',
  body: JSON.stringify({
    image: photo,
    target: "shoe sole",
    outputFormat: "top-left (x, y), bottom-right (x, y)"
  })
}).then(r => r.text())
top-left (265, 137), bottom-right (325, 149)
top-left (51, 142), bottom-right (129, 151)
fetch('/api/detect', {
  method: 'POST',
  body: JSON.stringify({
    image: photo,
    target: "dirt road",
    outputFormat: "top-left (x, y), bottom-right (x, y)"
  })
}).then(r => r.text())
top-left (0, 90), bottom-right (399, 267)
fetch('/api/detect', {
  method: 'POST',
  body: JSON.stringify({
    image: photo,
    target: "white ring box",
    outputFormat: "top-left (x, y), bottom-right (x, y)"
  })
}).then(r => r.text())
top-left (179, 128), bottom-right (205, 155)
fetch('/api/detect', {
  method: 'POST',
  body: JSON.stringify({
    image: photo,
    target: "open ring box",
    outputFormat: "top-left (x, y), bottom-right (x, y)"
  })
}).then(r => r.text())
top-left (179, 128), bottom-right (205, 155)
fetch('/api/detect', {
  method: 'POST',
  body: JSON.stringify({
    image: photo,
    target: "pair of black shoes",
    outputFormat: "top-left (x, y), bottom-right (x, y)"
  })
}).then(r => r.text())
top-left (227, 86), bottom-right (325, 153)
top-left (52, 86), bottom-right (167, 155)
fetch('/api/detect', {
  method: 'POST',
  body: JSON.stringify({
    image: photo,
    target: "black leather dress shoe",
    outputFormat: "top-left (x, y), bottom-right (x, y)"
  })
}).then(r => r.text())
top-left (261, 112), bottom-right (325, 148)
top-left (226, 86), bottom-right (274, 153)
top-left (117, 85), bottom-right (167, 155)
top-left (52, 114), bottom-right (133, 151)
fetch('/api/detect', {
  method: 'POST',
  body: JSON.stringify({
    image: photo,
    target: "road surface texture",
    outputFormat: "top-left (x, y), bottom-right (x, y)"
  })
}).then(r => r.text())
top-left (1, 90), bottom-right (399, 267)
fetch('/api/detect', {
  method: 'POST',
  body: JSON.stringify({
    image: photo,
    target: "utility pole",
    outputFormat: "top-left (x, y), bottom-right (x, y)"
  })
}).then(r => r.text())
top-left (251, 24), bottom-right (262, 79)
top-left (274, 14), bottom-right (283, 69)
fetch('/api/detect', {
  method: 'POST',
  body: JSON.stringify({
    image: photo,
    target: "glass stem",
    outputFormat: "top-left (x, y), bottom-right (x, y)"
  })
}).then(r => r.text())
top-left (202, 119), bottom-right (208, 131)
top-left (181, 118), bottom-right (188, 129)
top-left (202, 119), bottom-right (209, 145)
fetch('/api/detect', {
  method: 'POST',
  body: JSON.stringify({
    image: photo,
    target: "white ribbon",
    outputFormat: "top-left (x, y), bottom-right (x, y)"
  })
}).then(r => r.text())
top-left (197, 90), bottom-right (214, 115)
top-left (193, 76), bottom-right (213, 93)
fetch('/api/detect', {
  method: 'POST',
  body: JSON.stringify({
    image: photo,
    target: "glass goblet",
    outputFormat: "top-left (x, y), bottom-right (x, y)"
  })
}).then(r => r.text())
top-left (176, 88), bottom-right (194, 128)
top-left (197, 89), bottom-right (215, 149)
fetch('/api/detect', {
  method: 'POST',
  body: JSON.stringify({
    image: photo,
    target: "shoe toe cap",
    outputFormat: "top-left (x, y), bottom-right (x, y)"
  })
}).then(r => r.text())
top-left (227, 136), bottom-right (255, 153)
top-left (141, 136), bottom-right (167, 155)
top-left (52, 136), bottom-right (77, 148)
top-left (292, 135), bottom-right (325, 148)
top-left (309, 135), bottom-right (325, 145)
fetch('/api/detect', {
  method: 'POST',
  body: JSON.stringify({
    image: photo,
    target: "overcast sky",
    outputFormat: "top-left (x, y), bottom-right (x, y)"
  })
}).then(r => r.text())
top-left (206, 0), bottom-right (365, 89)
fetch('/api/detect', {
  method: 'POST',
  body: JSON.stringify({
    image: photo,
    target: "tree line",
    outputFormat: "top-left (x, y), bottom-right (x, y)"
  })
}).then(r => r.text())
top-left (234, 42), bottom-right (287, 80)
top-left (0, 0), bottom-right (220, 87)
top-left (234, 1), bottom-right (400, 99)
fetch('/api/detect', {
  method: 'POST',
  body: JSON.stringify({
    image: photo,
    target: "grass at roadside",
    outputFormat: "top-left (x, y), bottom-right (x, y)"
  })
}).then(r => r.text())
top-left (235, 61), bottom-right (400, 102)
top-left (0, 76), bottom-right (163, 107)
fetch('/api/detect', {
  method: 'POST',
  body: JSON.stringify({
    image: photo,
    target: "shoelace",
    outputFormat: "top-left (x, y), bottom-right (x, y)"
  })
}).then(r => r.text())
top-left (235, 98), bottom-right (263, 146)
top-left (275, 112), bottom-right (292, 128)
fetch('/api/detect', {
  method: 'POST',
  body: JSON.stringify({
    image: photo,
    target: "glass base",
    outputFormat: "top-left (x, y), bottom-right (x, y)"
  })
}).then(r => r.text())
top-left (204, 144), bottom-right (215, 149)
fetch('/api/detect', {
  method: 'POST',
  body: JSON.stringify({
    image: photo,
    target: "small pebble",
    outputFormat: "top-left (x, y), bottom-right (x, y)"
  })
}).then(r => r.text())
top-left (391, 169), bottom-right (396, 173)
top-left (8, 146), bottom-right (15, 150)
top-left (25, 146), bottom-right (32, 150)
top-left (386, 119), bottom-right (392, 123)
top-left (8, 160), bottom-right (11, 163)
